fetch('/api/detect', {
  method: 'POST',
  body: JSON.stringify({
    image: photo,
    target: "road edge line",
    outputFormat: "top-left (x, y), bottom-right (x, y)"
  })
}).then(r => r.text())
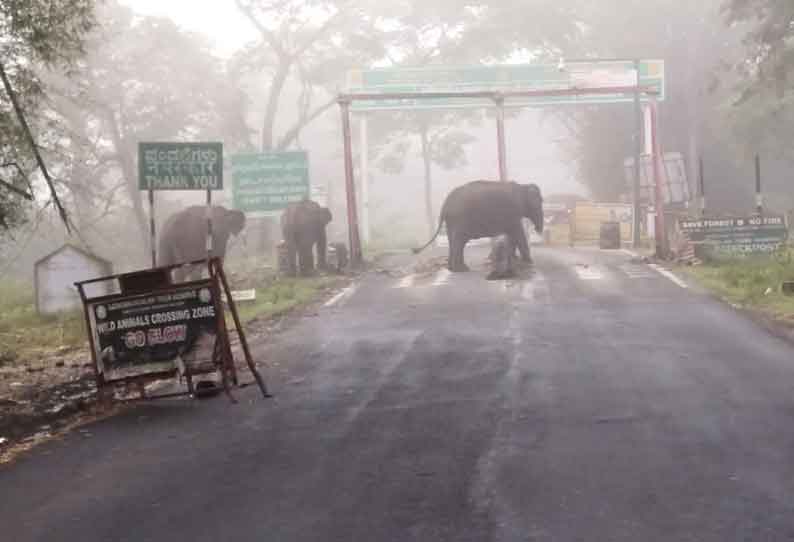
top-left (649, 264), bottom-right (688, 289)
top-left (324, 283), bottom-right (358, 307)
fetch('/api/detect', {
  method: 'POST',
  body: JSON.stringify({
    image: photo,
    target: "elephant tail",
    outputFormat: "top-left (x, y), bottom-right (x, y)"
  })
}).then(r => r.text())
top-left (412, 210), bottom-right (445, 255)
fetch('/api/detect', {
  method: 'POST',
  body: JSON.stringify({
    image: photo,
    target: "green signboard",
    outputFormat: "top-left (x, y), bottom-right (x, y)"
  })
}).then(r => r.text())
top-left (138, 142), bottom-right (223, 190)
top-left (231, 152), bottom-right (310, 214)
top-left (346, 60), bottom-right (665, 111)
top-left (680, 216), bottom-right (788, 255)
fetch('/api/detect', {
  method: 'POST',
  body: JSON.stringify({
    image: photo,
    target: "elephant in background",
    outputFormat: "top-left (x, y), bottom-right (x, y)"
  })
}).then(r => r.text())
top-left (280, 199), bottom-right (332, 277)
top-left (414, 180), bottom-right (543, 272)
top-left (159, 205), bottom-right (246, 281)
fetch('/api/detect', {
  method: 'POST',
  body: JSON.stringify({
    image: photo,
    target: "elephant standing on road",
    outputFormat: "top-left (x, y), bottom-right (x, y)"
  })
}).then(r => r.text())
top-left (159, 205), bottom-right (246, 281)
top-left (280, 199), bottom-right (332, 277)
top-left (413, 180), bottom-right (543, 272)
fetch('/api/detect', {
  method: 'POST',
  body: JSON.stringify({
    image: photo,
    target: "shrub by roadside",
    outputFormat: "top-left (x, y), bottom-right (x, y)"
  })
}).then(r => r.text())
top-left (680, 251), bottom-right (794, 322)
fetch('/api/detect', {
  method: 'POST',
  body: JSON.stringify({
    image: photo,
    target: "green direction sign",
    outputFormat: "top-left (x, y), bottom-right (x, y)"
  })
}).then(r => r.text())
top-left (231, 152), bottom-right (310, 214)
top-left (138, 142), bottom-right (223, 190)
top-left (680, 215), bottom-right (789, 255)
top-left (346, 60), bottom-right (665, 111)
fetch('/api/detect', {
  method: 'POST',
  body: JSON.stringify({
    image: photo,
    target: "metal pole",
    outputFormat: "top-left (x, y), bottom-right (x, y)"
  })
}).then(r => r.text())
top-left (755, 154), bottom-right (763, 215)
top-left (149, 188), bottom-right (156, 267)
top-left (632, 59), bottom-right (642, 248)
top-left (699, 156), bottom-right (706, 217)
top-left (359, 114), bottom-right (370, 246)
top-left (340, 100), bottom-right (362, 264)
top-left (206, 187), bottom-right (213, 264)
top-left (495, 95), bottom-right (508, 181)
top-left (650, 99), bottom-right (668, 258)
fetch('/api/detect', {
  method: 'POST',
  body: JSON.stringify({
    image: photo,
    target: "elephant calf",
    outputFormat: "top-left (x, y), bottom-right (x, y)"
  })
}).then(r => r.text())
top-left (486, 235), bottom-right (516, 280)
top-left (159, 205), bottom-right (246, 281)
top-left (280, 199), bottom-right (332, 277)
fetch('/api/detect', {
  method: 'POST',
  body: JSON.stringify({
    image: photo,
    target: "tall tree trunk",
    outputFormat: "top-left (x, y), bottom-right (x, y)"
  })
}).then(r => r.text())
top-left (420, 125), bottom-right (434, 238)
top-left (261, 59), bottom-right (291, 152)
top-left (105, 110), bottom-right (149, 258)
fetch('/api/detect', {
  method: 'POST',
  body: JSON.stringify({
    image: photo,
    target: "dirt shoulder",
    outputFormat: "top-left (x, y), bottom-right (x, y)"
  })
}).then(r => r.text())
top-left (0, 270), bottom-right (354, 463)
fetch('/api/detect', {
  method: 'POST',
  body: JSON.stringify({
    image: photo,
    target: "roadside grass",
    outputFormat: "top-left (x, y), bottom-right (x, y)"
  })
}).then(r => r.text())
top-left (227, 275), bottom-right (343, 326)
top-left (681, 251), bottom-right (794, 321)
top-left (0, 274), bottom-right (345, 366)
top-left (0, 281), bottom-right (86, 365)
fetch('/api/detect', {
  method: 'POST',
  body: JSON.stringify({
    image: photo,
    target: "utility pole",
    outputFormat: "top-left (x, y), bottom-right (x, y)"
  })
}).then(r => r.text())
top-left (698, 156), bottom-right (706, 217)
top-left (755, 154), bottom-right (763, 215)
top-left (632, 59), bottom-right (643, 248)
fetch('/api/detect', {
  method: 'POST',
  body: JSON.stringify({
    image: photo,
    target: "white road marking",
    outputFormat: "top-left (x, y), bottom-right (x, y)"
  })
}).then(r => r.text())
top-left (620, 264), bottom-right (656, 279)
top-left (324, 283), bottom-right (358, 307)
top-left (393, 274), bottom-right (416, 289)
top-left (621, 248), bottom-right (640, 258)
top-left (575, 265), bottom-right (603, 280)
top-left (649, 264), bottom-right (688, 289)
top-left (432, 268), bottom-right (452, 287)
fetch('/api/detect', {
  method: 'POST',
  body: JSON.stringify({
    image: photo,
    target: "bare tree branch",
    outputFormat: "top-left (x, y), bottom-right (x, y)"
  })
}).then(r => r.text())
top-left (0, 61), bottom-right (71, 232)
top-left (0, 177), bottom-right (34, 200)
top-left (235, 0), bottom-right (287, 58)
top-left (276, 97), bottom-right (337, 150)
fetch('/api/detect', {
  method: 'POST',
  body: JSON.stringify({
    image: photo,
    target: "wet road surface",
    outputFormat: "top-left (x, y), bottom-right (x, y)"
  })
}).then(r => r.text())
top-left (3, 246), bottom-right (794, 541)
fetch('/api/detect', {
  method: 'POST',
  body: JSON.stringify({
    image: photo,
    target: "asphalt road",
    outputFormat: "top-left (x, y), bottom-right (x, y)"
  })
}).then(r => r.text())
top-left (3, 246), bottom-right (794, 541)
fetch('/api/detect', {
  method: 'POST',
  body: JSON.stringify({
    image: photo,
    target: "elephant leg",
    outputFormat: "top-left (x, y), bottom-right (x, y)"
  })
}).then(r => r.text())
top-left (298, 243), bottom-right (314, 276)
top-left (316, 229), bottom-right (328, 270)
top-left (449, 231), bottom-right (469, 272)
top-left (513, 225), bottom-right (532, 264)
top-left (286, 242), bottom-right (298, 277)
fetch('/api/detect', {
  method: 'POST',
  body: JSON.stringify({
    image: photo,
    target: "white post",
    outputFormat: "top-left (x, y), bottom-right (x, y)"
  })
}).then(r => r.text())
top-left (359, 114), bottom-right (370, 246)
top-left (643, 105), bottom-right (653, 156)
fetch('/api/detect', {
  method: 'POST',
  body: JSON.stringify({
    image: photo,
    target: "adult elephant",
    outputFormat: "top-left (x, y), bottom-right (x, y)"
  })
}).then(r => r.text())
top-left (413, 180), bottom-right (543, 272)
top-left (280, 199), bottom-right (332, 277)
top-left (159, 205), bottom-right (246, 281)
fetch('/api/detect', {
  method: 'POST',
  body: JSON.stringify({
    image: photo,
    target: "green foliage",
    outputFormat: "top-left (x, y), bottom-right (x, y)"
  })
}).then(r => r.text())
top-left (0, 0), bottom-right (97, 234)
top-left (722, 0), bottom-right (794, 164)
top-left (684, 250), bottom-right (794, 313)
top-left (0, 280), bottom-right (86, 364)
top-left (232, 276), bottom-right (342, 325)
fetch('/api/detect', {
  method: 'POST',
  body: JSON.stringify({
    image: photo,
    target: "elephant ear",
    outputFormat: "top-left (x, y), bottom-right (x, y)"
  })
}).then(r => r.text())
top-left (526, 183), bottom-right (542, 201)
top-left (320, 207), bottom-right (332, 225)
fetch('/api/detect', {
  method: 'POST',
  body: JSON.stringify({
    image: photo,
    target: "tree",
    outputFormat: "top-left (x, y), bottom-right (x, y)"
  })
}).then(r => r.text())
top-left (545, 0), bottom-right (754, 210)
top-left (46, 1), bottom-right (252, 258)
top-left (0, 0), bottom-right (96, 233)
top-left (233, 0), bottom-right (393, 152)
top-left (722, 0), bottom-right (794, 178)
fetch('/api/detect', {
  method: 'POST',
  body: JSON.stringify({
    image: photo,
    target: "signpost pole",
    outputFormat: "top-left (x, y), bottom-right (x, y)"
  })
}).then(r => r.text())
top-left (495, 95), bottom-right (508, 181)
top-left (359, 114), bottom-right (370, 247)
top-left (340, 99), bottom-right (362, 265)
top-left (206, 187), bottom-right (213, 265)
top-left (149, 188), bottom-right (156, 268)
top-left (632, 59), bottom-right (642, 248)
top-left (650, 98), bottom-right (668, 258)
top-left (699, 156), bottom-right (706, 217)
top-left (755, 154), bottom-right (763, 215)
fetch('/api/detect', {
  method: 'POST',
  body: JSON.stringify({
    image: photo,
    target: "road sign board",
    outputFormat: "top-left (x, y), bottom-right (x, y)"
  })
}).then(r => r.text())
top-left (87, 281), bottom-right (221, 382)
top-left (138, 142), bottom-right (223, 190)
top-left (231, 152), bottom-right (310, 214)
top-left (679, 215), bottom-right (788, 255)
top-left (623, 152), bottom-right (691, 205)
top-left (346, 60), bottom-right (665, 111)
